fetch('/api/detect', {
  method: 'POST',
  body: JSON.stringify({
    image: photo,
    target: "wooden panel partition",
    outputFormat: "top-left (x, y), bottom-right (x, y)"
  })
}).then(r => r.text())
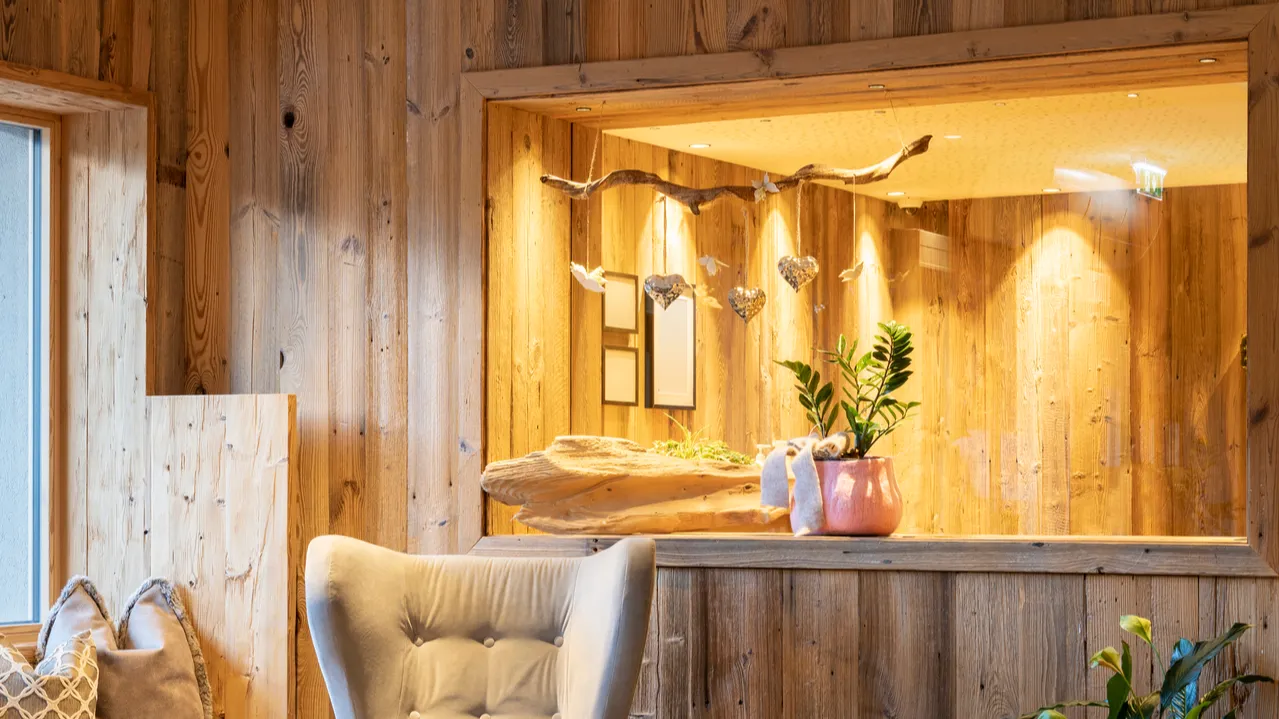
top-left (148, 394), bottom-right (298, 719)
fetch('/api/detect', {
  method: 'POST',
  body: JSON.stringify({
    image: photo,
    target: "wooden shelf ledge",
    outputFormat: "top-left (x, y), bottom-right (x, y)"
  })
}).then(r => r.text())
top-left (469, 534), bottom-right (1274, 577)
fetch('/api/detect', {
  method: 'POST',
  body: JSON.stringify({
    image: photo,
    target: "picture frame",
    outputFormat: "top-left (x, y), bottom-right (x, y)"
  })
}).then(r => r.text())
top-left (601, 346), bottom-right (639, 406)
top-left (645, 288), bottom-right (696, 410)
top-left (602, 271), bottom-right (639, 333)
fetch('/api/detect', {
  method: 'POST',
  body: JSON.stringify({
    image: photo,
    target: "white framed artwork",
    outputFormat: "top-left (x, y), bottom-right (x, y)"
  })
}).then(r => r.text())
top-left (602, 346), bottom-right (639, 406)
top-left (645, 290), bottom-right (696, 410)
top-left (602, 272), bottom-right (639, 333)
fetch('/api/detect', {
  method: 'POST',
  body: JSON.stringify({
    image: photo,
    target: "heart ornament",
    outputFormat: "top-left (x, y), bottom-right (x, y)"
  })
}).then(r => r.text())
top-left (644, 273), bottom-right (691, 309)
top-left (778, 255), bottom-right (819, 291)
top-left (728, 286), bottom-right (767, 322)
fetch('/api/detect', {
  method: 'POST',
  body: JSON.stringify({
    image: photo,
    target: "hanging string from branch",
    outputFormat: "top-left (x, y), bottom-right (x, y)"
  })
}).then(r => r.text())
top-left (569, 130), bottom-right (608, 293)
top-left (542, 134), bottom-right (933, 215)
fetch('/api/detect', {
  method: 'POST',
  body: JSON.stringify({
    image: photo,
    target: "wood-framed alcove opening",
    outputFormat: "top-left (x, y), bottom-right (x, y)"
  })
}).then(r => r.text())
top-left (458, 4), bottom-right (1279, 578)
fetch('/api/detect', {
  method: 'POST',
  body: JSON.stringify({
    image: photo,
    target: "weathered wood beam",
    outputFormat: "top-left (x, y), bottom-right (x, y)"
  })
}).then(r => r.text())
top-left (540, 135), bottom-right (932, 214)
top-left (481, 436), bottom-right (789, 534)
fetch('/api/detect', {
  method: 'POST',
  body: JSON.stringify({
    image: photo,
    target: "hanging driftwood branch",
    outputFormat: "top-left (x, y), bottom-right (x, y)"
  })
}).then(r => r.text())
top-left (541, 134), bottom-right (933, 215)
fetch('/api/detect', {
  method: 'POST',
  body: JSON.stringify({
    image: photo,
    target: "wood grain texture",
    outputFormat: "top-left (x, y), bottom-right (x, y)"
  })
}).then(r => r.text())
top-left (184, 0), bottom-right (230, 394)
top-left (1249, 4), bottom-right (1279, 575)
top-left (470, 533), bottom-right (1275, 576)
top-left (148, 394), bottom-right (298, 719)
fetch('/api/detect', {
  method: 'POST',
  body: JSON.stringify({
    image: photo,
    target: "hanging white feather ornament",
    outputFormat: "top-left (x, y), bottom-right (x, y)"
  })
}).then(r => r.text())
top-left (570, 262), bottom-right (607, 293)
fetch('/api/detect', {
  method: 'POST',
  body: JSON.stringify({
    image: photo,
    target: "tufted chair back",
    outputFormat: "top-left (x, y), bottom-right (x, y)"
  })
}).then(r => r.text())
top-left (305, 535), bottom-right (656, 719)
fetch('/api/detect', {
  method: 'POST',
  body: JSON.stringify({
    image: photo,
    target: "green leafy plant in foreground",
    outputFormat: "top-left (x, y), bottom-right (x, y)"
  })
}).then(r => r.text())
top-left (650, 415), bottom-right (753, 465)
top-left (776, 321), bottom-right (919, 458)
top-left (1020, 615), bottom-right (1272, 719)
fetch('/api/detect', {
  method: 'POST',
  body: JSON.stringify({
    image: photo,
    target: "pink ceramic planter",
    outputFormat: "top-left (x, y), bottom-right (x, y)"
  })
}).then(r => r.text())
top-left (812, 457), bottom-right (903, 536)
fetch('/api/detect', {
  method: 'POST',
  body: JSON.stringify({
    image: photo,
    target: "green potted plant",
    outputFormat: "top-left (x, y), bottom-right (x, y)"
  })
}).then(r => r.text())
top-left (1022, 615), bottom-right (1273, 719)
top-left (776, 321), bottom-right (919, 535)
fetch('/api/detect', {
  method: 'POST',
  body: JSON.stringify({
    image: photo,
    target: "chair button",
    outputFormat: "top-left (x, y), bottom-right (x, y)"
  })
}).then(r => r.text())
top-left (409, 712), bottom-right (420, 719)
top-left (483, 637), bottom-right (495, 648)
top-left (479, 714), bottom-right (491, 719)
top-left (553, 636), bottom-right (563, 647)
top-left (413, 636), bottom-right (425, 647)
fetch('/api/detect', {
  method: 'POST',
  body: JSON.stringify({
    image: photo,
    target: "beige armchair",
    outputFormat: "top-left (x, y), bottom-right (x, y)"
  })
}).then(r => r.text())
top-left (305, 535), bottom-right (656, 719)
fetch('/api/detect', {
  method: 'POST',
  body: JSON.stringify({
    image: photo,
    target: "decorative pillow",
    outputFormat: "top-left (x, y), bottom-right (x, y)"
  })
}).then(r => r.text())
top-left (36, 578), bottom-right (211, 719)
top-left (0, 631), bottom-right (98, 718)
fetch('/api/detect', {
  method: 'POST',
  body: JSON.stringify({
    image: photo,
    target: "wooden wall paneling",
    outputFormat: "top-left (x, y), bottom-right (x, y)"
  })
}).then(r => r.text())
top-left (1249, 0), bottom-right (1279, 583)
top-left (185, 0), bottom-right (230, 395)
top-left (982, 197), bottom-right (1031, 534)
top-left (781, 569), bottom-right (859, 718)
top-left (856, 572), bottom-right (951, 718)
top-left (692, 153), bottom-right (731, 446)
top-left (952, 573), bottom-right (1087, 718)
top-left (1083, 575), bottom-right (1200, 705)
top-left (1130, 193), bottom-right (1173, 535)
top-left (484, 103), bottom-right (516, 527)
top-left (764, 184), bottom-right (811, 443)
top-left (664, 145), bottom-right (700, 436)
top-left (1219, 185), bottom-right (1249, 537)
top-left (705, 568), bottom-right (783, 718)
top-left (324, 0), bottom-right (369, 544)
top-left (940, 199), bottom-right (987, 535)
top-left (60, 113), bottom-right (91, 581)
top-left (408, 0), bottom-right (463, 554)
top-left (85, 108), bottom-right (151, 609)
top-left (148, 394), bottom-right (298, 719)
top-left (147, 0), bottom-right (188, 396)
top-left (568, 125), bottom-right (603, 435)
top-left (275, 0), bottom-right (330, 715)
top-left (98, 0), bottom-right (148, 89)
top-left (228, 0), bottom-right (280, 396)
top-left (658, 568), bottom-right (710, 717)
top-left (363, 0), bottom-right (409, 553)
top-left (1170, 186), bottom-right (1249, 537)
top-left (484, 104), bottom-right (571, 534)
top-left (1062, 191), bottom-right (1133, 536)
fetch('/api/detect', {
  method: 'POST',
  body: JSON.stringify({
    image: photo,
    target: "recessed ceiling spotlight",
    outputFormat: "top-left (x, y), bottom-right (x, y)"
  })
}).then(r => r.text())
top-left (944, 134), bottom-right (962, 140)
top-left (869, 83), bottom-right (886, 90)
top-left (873, 109), bottom-right (887, 115)
top-left (1127, 92), bottom-right (1140, 98)
top-left (994, 102), bottom-right (1007, 107)
top-left (575, 106), bottom-right (592, 112)
top-left (760, 118), bottom-right (772, 123)
top-left (1043, 187), bottom-right (1061, 193)
top-left (886, 191), bottom-right (906, 197)
top-left (689, 143), bottom-right (711, 149)
top-left (1199, 57), bottom-right (1218, 64)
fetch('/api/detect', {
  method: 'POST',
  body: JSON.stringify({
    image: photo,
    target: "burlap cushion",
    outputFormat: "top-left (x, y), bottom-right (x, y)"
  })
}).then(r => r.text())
top-left (0, 631), bottom-right (98, 718)
top-left (37, 578), bottom-right (211, 719)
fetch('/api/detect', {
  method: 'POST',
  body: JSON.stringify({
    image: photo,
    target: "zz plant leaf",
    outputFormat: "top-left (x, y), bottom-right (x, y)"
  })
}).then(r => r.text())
top-left (780, 321), bottom-right (920, 458)
top-left (1021, 617), bottom-right (1270, 719)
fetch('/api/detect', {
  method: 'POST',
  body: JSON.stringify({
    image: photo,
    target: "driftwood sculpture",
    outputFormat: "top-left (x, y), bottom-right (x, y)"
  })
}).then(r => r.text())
top-left (540, 134), bottom-right (932, 214)
top-left (481, 436), bottom-right (790, 534)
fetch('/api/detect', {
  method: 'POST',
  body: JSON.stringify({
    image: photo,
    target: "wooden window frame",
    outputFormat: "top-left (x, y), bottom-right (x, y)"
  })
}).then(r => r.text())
top-left (0, 105), bottom-right (61, 639)
top-left (459, 5), bottom-right (1279, 577)
top-left (0, 64), bottom-right (149, 661)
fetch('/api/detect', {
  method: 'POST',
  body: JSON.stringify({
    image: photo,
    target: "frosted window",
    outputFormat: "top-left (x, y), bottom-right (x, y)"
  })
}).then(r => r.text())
top-left (0, 121), bottom-right (42, 625)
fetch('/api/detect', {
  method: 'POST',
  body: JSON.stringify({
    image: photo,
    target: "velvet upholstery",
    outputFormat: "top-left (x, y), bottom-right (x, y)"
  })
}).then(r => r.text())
top-left (305, 536), bottom-right (655, 719)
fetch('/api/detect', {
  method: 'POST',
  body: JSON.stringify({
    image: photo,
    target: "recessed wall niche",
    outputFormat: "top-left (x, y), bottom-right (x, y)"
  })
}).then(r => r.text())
top-left (483, 49), bottom-right (1248, 540)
